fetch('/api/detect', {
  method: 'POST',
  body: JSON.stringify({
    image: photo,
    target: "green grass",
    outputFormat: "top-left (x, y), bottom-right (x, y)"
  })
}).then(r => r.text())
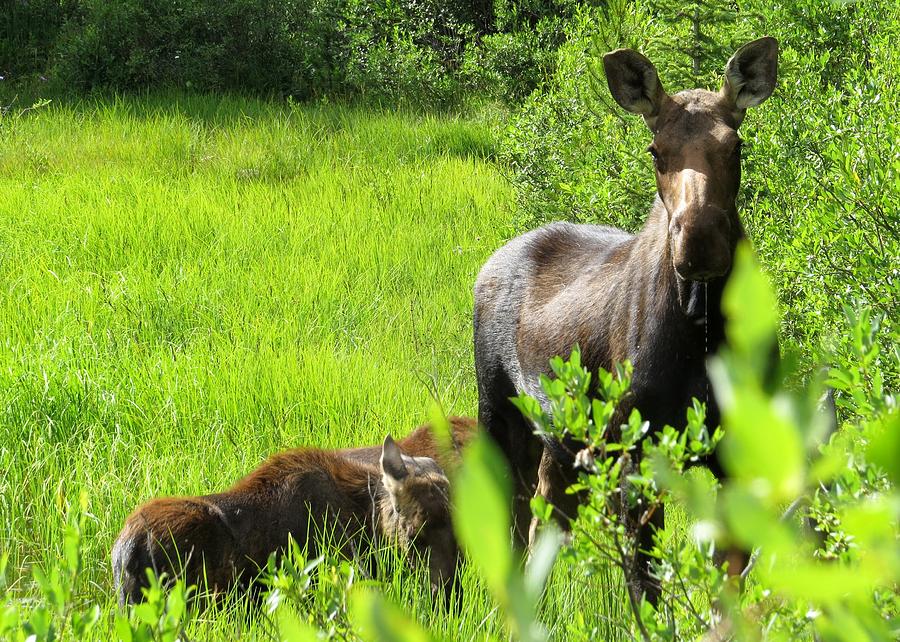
top-left (0, 93), bottom-right (641, 640)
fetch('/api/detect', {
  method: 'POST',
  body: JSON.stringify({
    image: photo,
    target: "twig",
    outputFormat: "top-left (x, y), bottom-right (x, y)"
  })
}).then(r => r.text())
top-left (673, 562), bottom-right (710, 630)
top-left (740, 496), bottom-right (808, 581)
top-left (612, 527), bottom-right (654, 642)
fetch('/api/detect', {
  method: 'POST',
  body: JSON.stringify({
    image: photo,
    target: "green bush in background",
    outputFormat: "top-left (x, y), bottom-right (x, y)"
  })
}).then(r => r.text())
top-left (501, 0), bottom-right (899, 391)
top-left (0, 0), bottom-right (577, 105)
top-left (0, 0), bottom-right (77, 79)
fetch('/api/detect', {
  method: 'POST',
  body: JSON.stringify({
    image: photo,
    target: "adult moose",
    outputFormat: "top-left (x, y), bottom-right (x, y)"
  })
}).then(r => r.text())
top-left (473, 38), bottom-right (778, 602)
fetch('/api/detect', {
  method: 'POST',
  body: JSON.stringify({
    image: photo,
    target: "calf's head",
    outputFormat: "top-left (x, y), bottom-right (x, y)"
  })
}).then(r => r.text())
top-left (603, 37), bottom-right (778, 282)
top-left (380, 435), bottom-right (460, 607)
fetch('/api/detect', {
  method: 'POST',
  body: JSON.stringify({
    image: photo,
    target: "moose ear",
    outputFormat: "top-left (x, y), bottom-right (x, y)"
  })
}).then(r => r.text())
top-left (380, 435), bottom-right (409, 483)
top-left (722, 37), bottom-right (778, 118)
top-left (603, 49), bottom-right (667, 127)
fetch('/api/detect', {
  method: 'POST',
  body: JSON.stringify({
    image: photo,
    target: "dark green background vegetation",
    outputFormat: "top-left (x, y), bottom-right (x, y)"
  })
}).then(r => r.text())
top-left (1, 0), bottom-right (573, 104)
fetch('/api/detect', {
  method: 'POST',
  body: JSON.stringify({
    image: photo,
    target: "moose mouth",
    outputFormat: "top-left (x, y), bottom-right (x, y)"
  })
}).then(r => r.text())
top-left (681, 278), bottom-right (709, 323)
top-left (675, 267), bottom-right (708, 283)
top-left (675, 268), bottom-right (724, 284)
top-left (673, 252), bottom-right (732, 284)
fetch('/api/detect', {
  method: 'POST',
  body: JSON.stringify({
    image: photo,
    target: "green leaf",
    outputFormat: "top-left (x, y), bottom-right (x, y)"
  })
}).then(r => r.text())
top-left (165, 581), bottom-right (186, 624)
top-left (722, 243), bottom-right (778, 364)
top-left (0, 605), bottom-right (19, 634)
top-left (31, 566), bottom-right (49, 594)
top-left (277, 609), bottom-right (321, 642)
top-left (25, 605), bottom-right (52, 638)
top-left (452, 435), bottom-right (514, 595)
top-left (0, 552), bottom-right (7, 592)
top-left (426, 404), bottom-right (454, 456)
top-left (711, 361), bottom-right (805, 503)
top-left (524, 525), bottom-right (563, 599)
top-left (351, 588), bottom-right (436, 642)
top-left (867, 408), bottom-right (900, 486)
top-left (133, 602), bottom-right (158, 627)
top-left (530, 494), bottom-right (553, 523)
top-left (767, 560), bottom-right (883, 604)
top-left (72, 605), bottom-right (101, 636)
top-left (114, 614), bottom-right (134, 642)
top-left (841, 497), bottom-right (900, 575)
top-left (814, 603), bottom-right (896, 642)
top-left (63, 524), bottom-right (80, 575)
top-left (721, 487), bottom-right (795, 555)
top-left (511, 394), bottom-right (549, 431)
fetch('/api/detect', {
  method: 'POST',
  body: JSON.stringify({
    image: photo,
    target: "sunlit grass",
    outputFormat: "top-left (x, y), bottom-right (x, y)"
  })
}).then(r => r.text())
top-left (0, 93), bottom-right (642, 639)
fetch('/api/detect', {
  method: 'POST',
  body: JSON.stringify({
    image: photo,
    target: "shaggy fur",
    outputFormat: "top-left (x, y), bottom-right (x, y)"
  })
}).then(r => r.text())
top-left (112, 417), bottom-right (476, 607)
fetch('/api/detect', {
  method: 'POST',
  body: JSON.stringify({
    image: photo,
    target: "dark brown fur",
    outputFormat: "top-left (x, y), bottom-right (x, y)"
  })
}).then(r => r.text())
top-left (112, 418), bottom-right (476, 607)
top-left (473, 40), bottom-right (778, 604)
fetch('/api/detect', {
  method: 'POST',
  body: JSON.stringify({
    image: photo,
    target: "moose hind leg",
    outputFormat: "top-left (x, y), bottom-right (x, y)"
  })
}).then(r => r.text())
top-left (506, 417), bottom-right (544, 547)
top-left (699, 450), bottom-right (751, 581)
top-left (480, 396), bottom-right (543, 547)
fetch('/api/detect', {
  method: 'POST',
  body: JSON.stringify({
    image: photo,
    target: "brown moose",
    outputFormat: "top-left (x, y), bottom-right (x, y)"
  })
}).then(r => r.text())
top-left (112, 417), bottom-right (476, 607)
top-left (473, 38), bottom-right (779, 603)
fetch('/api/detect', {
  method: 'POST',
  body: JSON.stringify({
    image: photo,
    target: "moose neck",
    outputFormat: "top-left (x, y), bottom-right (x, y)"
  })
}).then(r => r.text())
top-left (637, 197), bottom-right (737, 349)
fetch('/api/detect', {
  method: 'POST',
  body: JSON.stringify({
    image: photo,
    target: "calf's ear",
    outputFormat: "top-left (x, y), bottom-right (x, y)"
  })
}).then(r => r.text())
top-left (603, 49), bottom-right (667, 128)
top-left (381, 435), bottom-right (409, 483)
top-left (722, 36), bottom-right (778, 122)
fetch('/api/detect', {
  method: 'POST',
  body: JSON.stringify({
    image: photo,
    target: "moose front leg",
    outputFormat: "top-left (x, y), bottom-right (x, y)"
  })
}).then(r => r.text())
top-left (529, 445), bottom-right (583, 546)
top-left (625, 499), bottom-right (664, 607)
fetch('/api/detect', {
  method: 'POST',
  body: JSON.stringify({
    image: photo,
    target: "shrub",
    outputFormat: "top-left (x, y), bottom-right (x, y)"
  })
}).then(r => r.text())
top-left (0, 0), bottom-right (78, 80)
top-left (499, 1), bottom-right (667, 231)
top-left (339, 0), bottom-right (473, 108)
top-left (462, 19), bottom-right (564, 102)
top-left (42, 0), bottom-right (532, 104)
top-left (517, 250), bottom-right (898, 640)
top-left (52, 0), bottom-right (327, 97)
top-left (4, 0), bottom-right (581, 106)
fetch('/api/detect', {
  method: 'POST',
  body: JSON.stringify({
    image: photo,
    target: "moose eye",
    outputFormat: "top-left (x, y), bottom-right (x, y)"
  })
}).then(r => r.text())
top-left (647, 145), bottom-right (665, 171)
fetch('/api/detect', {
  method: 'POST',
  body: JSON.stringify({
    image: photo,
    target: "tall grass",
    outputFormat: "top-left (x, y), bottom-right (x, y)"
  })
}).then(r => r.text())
top-left (0, 94), bottom-right (636, 639)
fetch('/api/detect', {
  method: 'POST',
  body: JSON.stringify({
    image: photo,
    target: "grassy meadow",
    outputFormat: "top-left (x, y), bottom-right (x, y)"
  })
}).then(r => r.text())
top-left (2, 2), bottom-right (896, 639)
top-left (0, 94), bottom-right (633, 639)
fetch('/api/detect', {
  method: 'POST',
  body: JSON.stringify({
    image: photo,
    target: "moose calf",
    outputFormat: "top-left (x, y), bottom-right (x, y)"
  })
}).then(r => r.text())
top-left (112, 417), bottom-right (476, 607)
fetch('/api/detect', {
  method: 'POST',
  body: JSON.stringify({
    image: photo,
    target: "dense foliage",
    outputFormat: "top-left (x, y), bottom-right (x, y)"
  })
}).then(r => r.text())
top-left (1, 0), bottom-right (574, 105)
top-left (517, 249), bottom-right (898, 640)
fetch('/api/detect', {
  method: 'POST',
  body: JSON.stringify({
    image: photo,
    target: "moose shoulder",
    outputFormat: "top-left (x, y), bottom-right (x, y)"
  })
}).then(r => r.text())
top-left (473, 38), bottom-right (778, 601)
top-left (112, 418), bottom-right (476, 607)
